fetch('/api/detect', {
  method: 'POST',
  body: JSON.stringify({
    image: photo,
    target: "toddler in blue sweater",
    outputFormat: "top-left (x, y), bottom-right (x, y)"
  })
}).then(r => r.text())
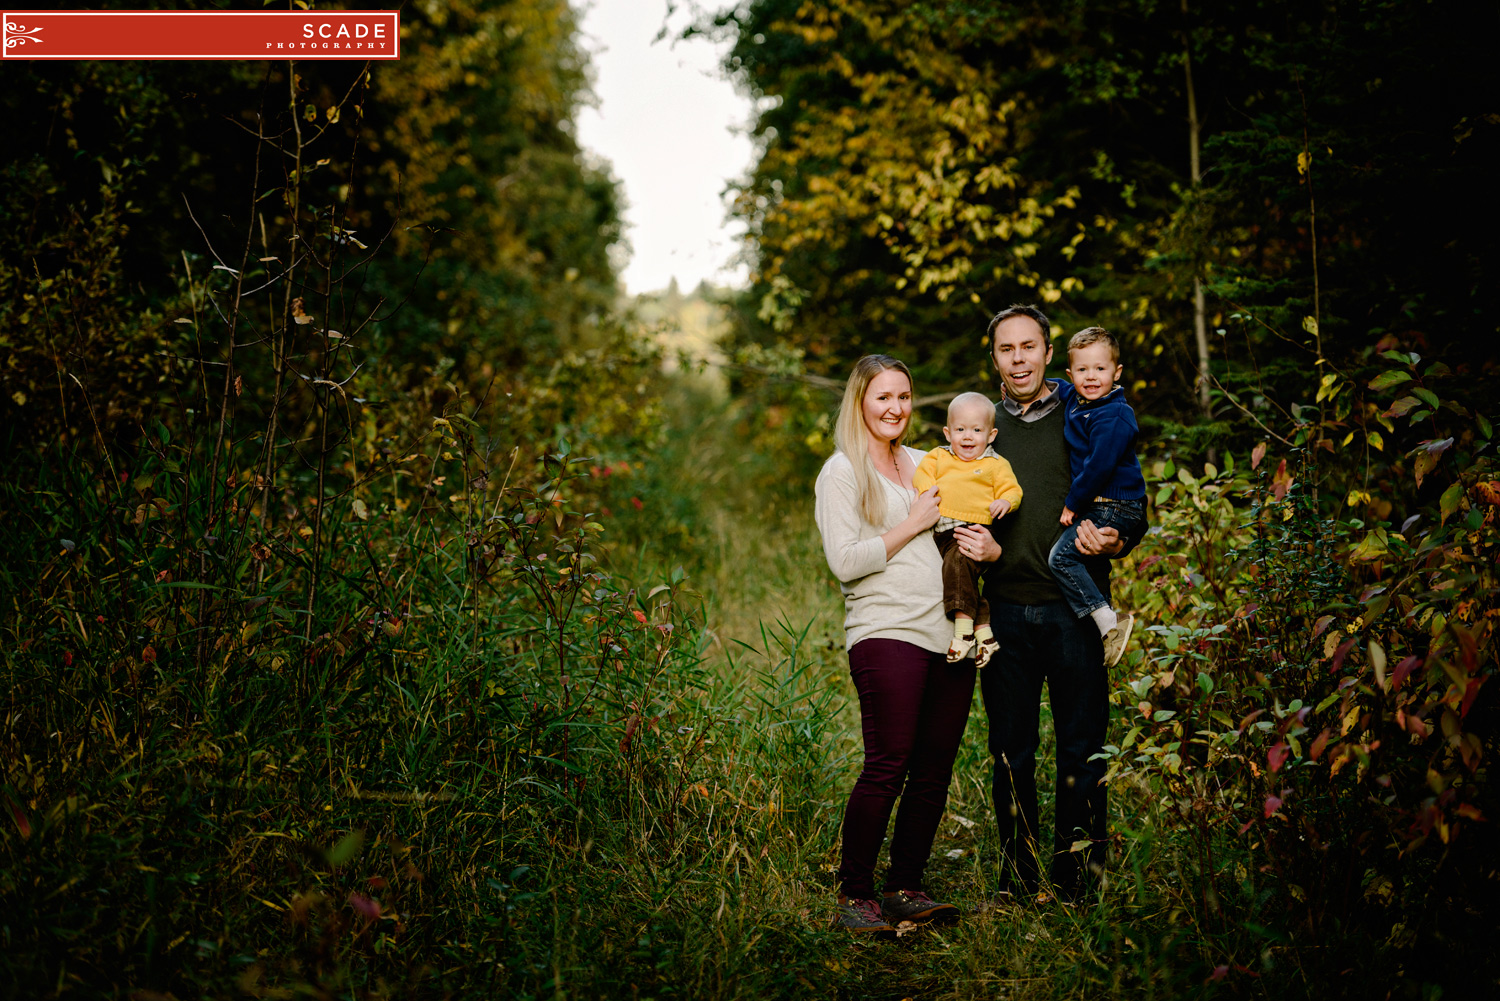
top-left (1050, 327), bottom-right (1147, 668)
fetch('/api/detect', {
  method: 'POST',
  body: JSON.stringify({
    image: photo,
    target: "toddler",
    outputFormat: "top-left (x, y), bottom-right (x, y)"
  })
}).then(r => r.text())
top-left (913, 392), bottom-right (1023, 667)
top-left (1049, 327), bottom-right (1147, 668)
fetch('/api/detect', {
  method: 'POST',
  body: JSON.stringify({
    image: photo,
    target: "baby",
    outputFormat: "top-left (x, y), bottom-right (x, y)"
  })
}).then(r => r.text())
top-left (913, 392), bottom-right (1023, 667)
top-left (1049, 327), bottom-right (1147, 668)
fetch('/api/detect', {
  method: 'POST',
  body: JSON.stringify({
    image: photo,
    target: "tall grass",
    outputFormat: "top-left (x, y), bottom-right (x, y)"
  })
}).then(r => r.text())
top-left (9, 354), bottom-right (1466, 998)
top-left (0, 433), bottom-right (848, 997)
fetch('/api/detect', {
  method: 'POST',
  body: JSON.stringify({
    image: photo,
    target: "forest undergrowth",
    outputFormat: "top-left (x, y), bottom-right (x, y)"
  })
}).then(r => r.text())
top-left (5, 356), bottom-right (1499, 999)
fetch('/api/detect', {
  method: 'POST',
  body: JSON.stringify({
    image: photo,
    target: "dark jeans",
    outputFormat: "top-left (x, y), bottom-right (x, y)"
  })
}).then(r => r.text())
top-left (935, 528), bottom-right (988, 624)
top-left (979, 600), bottom-right (1108, 894)
top-left (1048, 498), bottom-right (1146, 619)
top-left (839, 638), bottom-right (976, 899)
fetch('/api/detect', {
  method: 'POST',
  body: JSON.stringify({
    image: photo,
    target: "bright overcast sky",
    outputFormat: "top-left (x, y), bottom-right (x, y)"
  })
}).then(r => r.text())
top-left (574, 0), bottom-right (755, 296)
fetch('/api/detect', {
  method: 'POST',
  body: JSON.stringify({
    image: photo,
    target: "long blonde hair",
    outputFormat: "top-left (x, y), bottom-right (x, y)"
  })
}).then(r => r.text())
top-left (834, 354), bottom-right (914, 526)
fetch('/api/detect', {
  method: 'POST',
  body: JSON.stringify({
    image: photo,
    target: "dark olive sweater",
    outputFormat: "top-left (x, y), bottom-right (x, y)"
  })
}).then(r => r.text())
top-left (984, 401), bottom-right (1109, 606)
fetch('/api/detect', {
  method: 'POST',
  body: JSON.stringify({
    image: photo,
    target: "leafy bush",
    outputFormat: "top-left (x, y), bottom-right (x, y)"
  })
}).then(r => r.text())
top-left (1099, 371), bottom-right (1499, 991)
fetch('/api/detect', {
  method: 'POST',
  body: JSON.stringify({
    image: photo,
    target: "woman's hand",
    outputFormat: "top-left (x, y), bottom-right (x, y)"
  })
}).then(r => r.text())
top-left (910, 485), bottom-right (941, 530)
top-left (880, 485), bottom-right (940, 560)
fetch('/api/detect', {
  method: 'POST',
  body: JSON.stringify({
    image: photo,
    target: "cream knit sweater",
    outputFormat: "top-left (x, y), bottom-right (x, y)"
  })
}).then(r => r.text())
top-left (813, 448), bottom-right (949, 654)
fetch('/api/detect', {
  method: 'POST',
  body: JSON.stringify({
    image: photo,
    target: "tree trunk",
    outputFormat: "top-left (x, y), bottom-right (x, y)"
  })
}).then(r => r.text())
top-left (1183, 0), bottom-right (1213, 425)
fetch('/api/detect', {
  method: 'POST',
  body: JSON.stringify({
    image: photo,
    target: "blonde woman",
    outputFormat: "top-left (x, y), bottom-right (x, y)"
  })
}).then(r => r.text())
top-left (814, 354), bottom-right (975, 936)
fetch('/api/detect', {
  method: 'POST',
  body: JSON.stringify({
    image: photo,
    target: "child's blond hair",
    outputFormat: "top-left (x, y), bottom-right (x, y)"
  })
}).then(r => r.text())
top-left (946, 391), bottom-right (996, 427)
top-left (1067, 326), bottom-right (1120, 364)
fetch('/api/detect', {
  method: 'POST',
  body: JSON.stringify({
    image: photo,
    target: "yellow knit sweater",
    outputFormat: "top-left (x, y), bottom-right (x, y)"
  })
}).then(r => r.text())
top-left (912, 446), bottom-right (1024, 525)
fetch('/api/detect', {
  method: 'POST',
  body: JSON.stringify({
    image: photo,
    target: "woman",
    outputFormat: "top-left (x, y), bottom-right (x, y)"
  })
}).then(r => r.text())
top-left (814, 354), bottom-right (976, 935)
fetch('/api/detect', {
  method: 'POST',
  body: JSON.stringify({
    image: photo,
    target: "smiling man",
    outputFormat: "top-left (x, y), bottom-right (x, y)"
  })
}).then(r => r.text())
top-left (952, 304), bottom-right (1135, 905)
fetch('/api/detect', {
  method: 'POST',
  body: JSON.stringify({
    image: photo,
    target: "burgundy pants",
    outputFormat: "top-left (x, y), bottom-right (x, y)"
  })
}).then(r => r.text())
top-left (838, 638), bottom-right (976, 899)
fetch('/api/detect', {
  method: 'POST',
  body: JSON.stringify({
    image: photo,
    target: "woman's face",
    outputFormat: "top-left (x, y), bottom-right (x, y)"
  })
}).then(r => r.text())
top-left (862, 368), bottom-right (913, 445)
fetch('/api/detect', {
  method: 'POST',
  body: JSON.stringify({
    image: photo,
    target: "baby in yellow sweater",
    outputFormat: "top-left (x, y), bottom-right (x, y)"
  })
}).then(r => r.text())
top-left (913, 392), bottom-right (1023, 667)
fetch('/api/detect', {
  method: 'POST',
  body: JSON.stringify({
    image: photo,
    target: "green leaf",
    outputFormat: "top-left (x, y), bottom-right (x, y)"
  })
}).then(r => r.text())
top-left (326, 830), bottom-right (365, 867)
top-left (1360, 595), bottom-right (1390, 628)
top-left (1368, 370), bottom-right (1412, 392)
top-left (1152, 710), bottom-right (1177, 722)
top-left (1155, 485), bottom-right (1173, 506)
top-left (1479, 414), bottom-right (1493, 440)
top-left (1162, 459), bottom-right (1176, 479)
top-left (1348, 528), bottom-right (1390, 563)
top-left (1196, 671), bottom-right (1214, 694)
top-left (1440, 482), bottom-right (1464, 524)
top-left (1412, 387), bottom-right (1441, 409)
top-left (1315, 690), bottom-right (1342, 713)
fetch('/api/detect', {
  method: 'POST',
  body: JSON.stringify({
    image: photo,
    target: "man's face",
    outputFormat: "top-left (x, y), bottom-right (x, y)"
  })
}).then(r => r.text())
top-left (991, 316), bottom-right (1053, 404)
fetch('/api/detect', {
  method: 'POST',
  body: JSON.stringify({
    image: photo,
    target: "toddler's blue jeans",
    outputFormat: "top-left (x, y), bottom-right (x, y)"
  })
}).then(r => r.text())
top-left (1047, 498), bottom-right (1146, 618)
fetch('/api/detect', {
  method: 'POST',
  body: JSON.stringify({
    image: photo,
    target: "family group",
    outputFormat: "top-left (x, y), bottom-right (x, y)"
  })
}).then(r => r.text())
top-left (813, 304), bottom-right (1148, 935)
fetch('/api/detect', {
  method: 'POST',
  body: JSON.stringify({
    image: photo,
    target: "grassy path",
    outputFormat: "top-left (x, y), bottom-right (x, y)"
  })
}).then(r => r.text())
top-left (589, 378), bottom-right (1224, 1000)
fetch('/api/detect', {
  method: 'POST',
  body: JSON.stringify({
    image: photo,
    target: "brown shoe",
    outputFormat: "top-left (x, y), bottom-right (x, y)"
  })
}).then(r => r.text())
top-left (836, 896), bottom-right (895, 937)
top-left (882, 889), bottom-right (960, 926)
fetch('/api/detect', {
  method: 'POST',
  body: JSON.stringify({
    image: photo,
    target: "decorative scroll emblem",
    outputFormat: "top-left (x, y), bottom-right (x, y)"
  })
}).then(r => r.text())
top-left (5, 21), bottom-right (45, 48)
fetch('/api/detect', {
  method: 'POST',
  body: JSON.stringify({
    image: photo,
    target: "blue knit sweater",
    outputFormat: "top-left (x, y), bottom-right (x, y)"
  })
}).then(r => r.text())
top-left (1058, 383), bottom-right (1146, 512)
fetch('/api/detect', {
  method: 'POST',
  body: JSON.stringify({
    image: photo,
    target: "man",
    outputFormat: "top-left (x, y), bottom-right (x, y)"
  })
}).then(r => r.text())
top-left (951, 304), bottom-right (1134, 903)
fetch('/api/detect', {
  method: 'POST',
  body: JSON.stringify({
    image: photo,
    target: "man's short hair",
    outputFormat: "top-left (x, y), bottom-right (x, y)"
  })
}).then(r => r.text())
top-left (947, 391), bottom-right (996, 427)
top-left (1067, 326), bottom-right (1120, 364)
top-left (987, 303), bottom-right (1051, 342)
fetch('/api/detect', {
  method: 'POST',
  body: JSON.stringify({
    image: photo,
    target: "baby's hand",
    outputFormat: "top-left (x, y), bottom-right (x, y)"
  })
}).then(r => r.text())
top-left (989, 498), bottom-right (1012, 520)
top-left (1059, 506), bottom-right (1076, 526)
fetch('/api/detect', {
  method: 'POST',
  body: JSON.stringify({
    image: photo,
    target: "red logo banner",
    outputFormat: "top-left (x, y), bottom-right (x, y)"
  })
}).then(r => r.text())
top-left (2, 10), bottom-right (400, 60)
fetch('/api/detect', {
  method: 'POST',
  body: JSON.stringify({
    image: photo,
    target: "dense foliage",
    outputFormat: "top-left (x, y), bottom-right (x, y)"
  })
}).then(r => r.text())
top-left (0, 0), bottom-right (624, 451)
top-left (2, 0), bottom-right (1497, 998)
top-left (706, 0), bottom-right (1498, 440)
